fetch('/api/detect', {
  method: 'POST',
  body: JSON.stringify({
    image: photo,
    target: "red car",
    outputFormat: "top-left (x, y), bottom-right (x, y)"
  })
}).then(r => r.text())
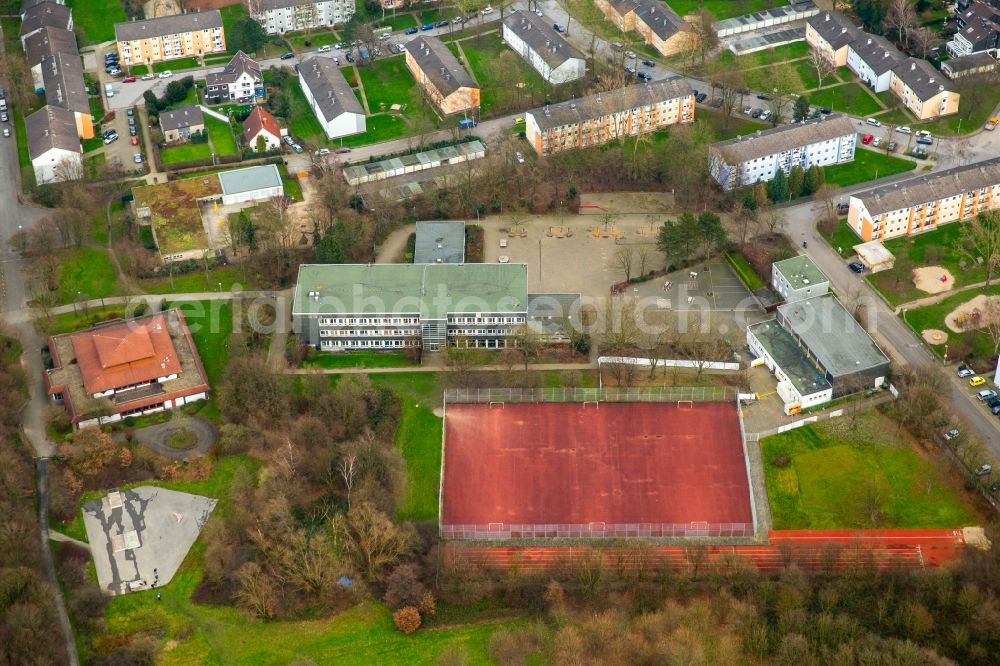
top-left (334, 147), bottom-right (351, 154)
top-left (131, 135), bottom-right (138, 145)
top-left (862, 133), bottom-right (874, 145)
top-left (122, 75), bottom-right (136, 83)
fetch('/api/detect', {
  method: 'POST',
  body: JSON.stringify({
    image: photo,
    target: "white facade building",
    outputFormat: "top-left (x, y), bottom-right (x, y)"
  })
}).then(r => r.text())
top-left (846, 35), bottom-right (904, 92)
top-left (297, 55), bottom-right (366, 139)
top-left (501, 11), bottom-right (586, 84)
top-left (708, 114), bottom-right (856, 191)
top-left (771, 255), bottom-right (830, 304)
top-left (217, 164), bottom-right (284, 205)
top-left (26, 104), bottom-right (82, 184)
top-left (253, 0), bottom-right (355, 34)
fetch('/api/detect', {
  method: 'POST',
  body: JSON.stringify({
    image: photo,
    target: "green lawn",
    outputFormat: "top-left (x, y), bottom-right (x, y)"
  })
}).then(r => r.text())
top-left (823, 147), bottom-right (916, 187)
top-left (375, 13), bottom-right (418, 31)
top-left (205, 116), bottom-right (238, 156)
top-left (282, 174), bottom-right (303, 201)
top-left (338, 113), bottom-right (412, 147)
top-left (89, 96), bottom-right (104, 122)
top-left (129, 64), bottom-right (148, 76)
top-left (13, 106), bottom-right (36, 190)
top-left (159, 141), bottom-right (212, 165)
top-left (762, 411), bottom-right (978, 529)
top-left (868, 221), bottom-right (988, 307)
top-left (719, 41), bottom-right (811, 70)
top-left (725, 251), bottom-right (765, 290)
top-left (818, 218), bottom-right (862, 258)
top-left (81, 135), bottom-right (104, 154)
top-left (355, 57), bottom-right (419, 113)
top-left (915, 96), bottom-right (998, 136)
top-left (903, 282), bottom-right (1000, 364)
top-left (166, 300), bottom-right (233, 385)
top-left (793, 59), bottom-right (821, 90)
top-left (57, 247), bottom-right (121, 304)
top-left (458, 33), bottom-right (554, 116)
top-left (368, 373), bottom-right (443, 521)
top-left (66, 0), bottom-right (125, 44)
top-left (287, 77), bottom-right (330, 143)
top-left (154, 57), bottom-right (202, 74)
top-left (668, 0), bottom-right (786, 20)
top-left (220, 4), bottom-right (247, 54)
top-left (285, 28), bottom-right (341, 52)
top-left (808, 82), bottom-right (883, 116)
top-left (141, 265), bottom-right (248, 295)
top-left (37, 305), bottom-right (132, 335)
top-left (302, 351), bottom-right (417, 369)
top-left (1, 17), bottom-right (21, 55)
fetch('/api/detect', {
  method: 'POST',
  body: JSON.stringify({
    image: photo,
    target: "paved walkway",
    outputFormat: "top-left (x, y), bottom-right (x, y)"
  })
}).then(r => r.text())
top-left (119, 415), bottom-right (217, 460)
top-left (288, 361), bottom-right (595, 375)
top-left (48, 530), bottom-right (91, 551)
top-left (894, 279), bottom-right (991, 314)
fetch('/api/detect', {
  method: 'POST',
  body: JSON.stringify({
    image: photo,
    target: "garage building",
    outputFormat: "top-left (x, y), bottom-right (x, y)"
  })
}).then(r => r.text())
top-left (218, 164), bottom-right (284, 205)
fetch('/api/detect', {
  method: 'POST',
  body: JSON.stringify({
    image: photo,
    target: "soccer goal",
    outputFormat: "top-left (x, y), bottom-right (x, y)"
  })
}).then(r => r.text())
top-left (488, 401), bottom-right (505, 409)
top-left (582, 400), bottom-right (600, 409)
top-left (677, 400), bottom-right (694, 409)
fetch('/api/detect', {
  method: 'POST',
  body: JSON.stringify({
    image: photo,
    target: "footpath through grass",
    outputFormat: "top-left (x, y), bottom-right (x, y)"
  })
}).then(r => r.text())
top-left (205, 116), bottom-right (238, 155)
top-left (762, 410), bottom-right (978, 530)
top-left (902, 282), bottom-right (1000, 364)
top-left (58, 247), bottom-right (121, 304)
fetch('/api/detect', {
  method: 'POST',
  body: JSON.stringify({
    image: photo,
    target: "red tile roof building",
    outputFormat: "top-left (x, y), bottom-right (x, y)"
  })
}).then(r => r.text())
top-left (242, 106), bottom-right (281, 151)
top-left (45, 309), bottom-right (210, 427)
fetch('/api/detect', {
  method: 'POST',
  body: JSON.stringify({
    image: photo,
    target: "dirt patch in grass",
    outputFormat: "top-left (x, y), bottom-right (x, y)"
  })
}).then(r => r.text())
top-left (168, 428), bottom-right (197, 450)
top-left (913, 266), bottom-right (955, 294)
top-left (922, 329), bottom-right (948, 345)
top-left (945, 294), bottom-right (994, 333)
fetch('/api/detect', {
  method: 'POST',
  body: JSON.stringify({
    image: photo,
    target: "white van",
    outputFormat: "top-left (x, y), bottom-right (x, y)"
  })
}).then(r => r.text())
top-left (104, 83), bottom-right (114, 98)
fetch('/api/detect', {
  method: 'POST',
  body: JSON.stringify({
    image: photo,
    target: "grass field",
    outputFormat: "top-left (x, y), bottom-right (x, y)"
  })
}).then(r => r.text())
top-left (153, 57), bottom-right (202, 74)
top-left (159, 141), bottom-right (212, 165)
top-left (37, 305), bottom-right (131, 336)
top-left (141, 264), bottom-right (249, 295)
top-left (903, 283), bottom-right (1000, 364)
top-left (824, 147), bottom-right (916, 187)
top-left (166, 300), bottom-right (233, 385)
top-left (339, 113), bottom-right (412, 146)
top-left (66, 0), bottom-right (125, 45)
top-left (355, 57), bottom-right (418, 113)
top-left (868, 221), bottom-right (987, 306)
top-left (367, 373), bottom-right (443, 521)
top-left (725, 251), bottom-right (765, 290)
top-left (808, 82), bottom-right (883, 116)
top-left (376, 13), bottom-right (419, 31)
top-left (762, 410), bottom-right (978, 529)
top-left (716, 41), bottom-right (811, 71)
top-left (205, 116), bottom-right (238, 156)
top-left (458, 34), bottom-right (553, 116)
top-left (818, 218), bottom-right (862, 258)
top-left (668, 0), bottom-right (786, 19)
top-left (220, 4), bottom-right (247, 54)
top-left (287, 77), bottom-right (329, 143)
top-left (285, 28), bottom-right (341, 52)
top-left (58, 247), bottom-right (121, 304)
top-left (302, 351), bottom-right (417, 369)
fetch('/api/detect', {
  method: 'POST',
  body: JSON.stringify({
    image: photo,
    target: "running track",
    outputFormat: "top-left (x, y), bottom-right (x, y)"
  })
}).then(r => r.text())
top-left (443, 529), bottom-right (968, 573)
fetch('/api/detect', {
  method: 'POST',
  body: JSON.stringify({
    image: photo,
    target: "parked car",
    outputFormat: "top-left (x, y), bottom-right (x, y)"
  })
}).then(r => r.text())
top-left (318, 45), bottom-right (332, 53)
top-left (988, 395), bottom-right (1000, 407)
top-left (458, 118), bottom-right (476, 129)
top-left (819, 107), bottom-right (832, 114)
top-left (158, 70), bottom-right (173, 78)
top-left (848, 261), bottom-right (864, 273)
top-left (292, 143), bottom-right (303, 153)
top-left (127, 117), bottom-right (136, 127)
top-left (957, 364), bottom-right (975, 378)
top-left (865, 117), bottom-right (881, 126)
top-left (405, 27), bottom-right (418, 34)
top-left (943, 428), bottom-right (960, 440)
top-left (915, 129), bottom-right (932, 139)
top-left (435, 20), bottom-right (449, 27)
top-left (986, 117), bottom-right (999, 131)
top-left (133, 153), bottom-right (142, 163)
top-left (872, 136), bottom-right (882, 147)
top-left (334, 147), bottom-right (351, 154)
top-left (315, 147), bottom-right (330, 156)
top-left (836, 202), bottom-right (850, 214)
top-left (453, 16), bottom-right (463, 23)
top-left (750, 108), bottom-right (763, 118)
top-left (280, 51), bottom-right (295, 60)
top-left (625, 50), bottom-right (636, 59)
top-left (534, 9), bottom-right (543, 16)
top-left (624, 65), bottom-right (636, 75)
top-left (977, 389), bottom-right (997, 401)
top-left (896, 125), bottom-right (912, 134)
top-left (480, 5), bottom-right (493, 15)
top-left (345, 52), bottom-right (355, 62)
top-left (975, 463), bottom-right (992, 475)
top-left (334, 42), bottom-right (346, 49)
top-left (886, 140), bottom-right (897, 152)
top-left (122, 75), bottom-right (136, 83)
top-left (141, 73), bottom-right (155, 81)
top-left (642, 59), bottom-right (655, 67)
top-left (103, 132), bottom-right (118, 144)
top-left (2, 127), bottom-right (8, 138)
top-left (611, 41), bottom-right (624, 50)
top-left (756, 93), bottom-right (771, 100)
top-left (420, 22), bottom-right (434, 30)
top-left (283, 135), bottom-right (295, 146)
top-left (129, 126), bottom-right (137, 136)
top-left (130, 135), bottom-right (138, 145)
top-left (862, 133), bottom-right (874, 145)
top-left (910, 146), bottom-right (927, 158)
top-left (916, 135), bottom-right (934, 145)
top-left (553, 23), bottom-right (565, 32)
top-left (970, 376), bottom-right (987, 387)
top-left (695, 92), bottom-right (707, 103)
top-left (637, 70), bottom-right (651, 81)
top-left (759, 109), bottom-right (772, 121)
top-left (743, 105), bottom-right (753, 115)
top-left (0, 111), bottom-right (6, 122)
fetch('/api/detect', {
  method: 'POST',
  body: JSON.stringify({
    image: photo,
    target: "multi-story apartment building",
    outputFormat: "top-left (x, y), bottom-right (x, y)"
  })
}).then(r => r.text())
top-left (805, 11), bottom-right (862, 66)
top-left (19, 1), bottom-right (72, 47)
top-left (298, 55), bottom-right (366, 139)
top-left (890, 58), bottom-right (961, 120)
top-left (941, 51), bottom-right (998, 78)
top-left (405, 36), bottom-right (480, 115)
top-left (847, 157), bottom-right (1000, 241)
top-left (805, 10), bottom-right (959, 118)
top-left (39, 51), bottom-right (94, 139)
top-left (948, 0), bottom-right (1000, 57)
top-left (292, 264), bottom-right (529, 352)
top-left (252, 0), bottom-right (355, 35)
top-left (524, 77), bottom-right (694, 156)
top-left (502, 11), bottom-right (586, 84)
top-left (26, 104), bottom-right (82, 184)
top-left (847, 34), bottom-right (904, 92)
top-left (44, 309), bottom-right (210, 428)
top-left (25, 25), bottom-right (77, 89)
top-left (204, 51), bottom-right (262, 103)
top-left (593, 0), bottom-right (694, 57)
top-left (114, 10), bottom-right (226, 67)
top-left (708, 114), bottom-right (855, 192)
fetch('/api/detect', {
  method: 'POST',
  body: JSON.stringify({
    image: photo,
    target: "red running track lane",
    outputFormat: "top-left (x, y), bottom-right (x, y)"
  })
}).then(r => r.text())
top-left (442, 402), bottom-right (753, 528)
top-left (443, 529), bottom-right (967, 573)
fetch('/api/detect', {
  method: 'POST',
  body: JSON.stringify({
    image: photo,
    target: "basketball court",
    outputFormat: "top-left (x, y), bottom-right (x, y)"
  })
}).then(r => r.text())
top-left (441, 400), bottom-right (756, 539)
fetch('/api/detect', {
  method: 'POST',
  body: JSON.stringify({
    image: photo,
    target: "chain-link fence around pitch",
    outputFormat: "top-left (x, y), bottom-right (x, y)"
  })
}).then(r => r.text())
top-left (443, 386), bottom-right (735, 405)
top-left (441, 522), bottom-right (755, 540)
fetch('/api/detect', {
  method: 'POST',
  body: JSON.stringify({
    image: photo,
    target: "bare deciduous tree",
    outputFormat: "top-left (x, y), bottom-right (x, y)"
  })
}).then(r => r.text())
top-left (339, 452), bottom-right (358, 510)
top-left (335, 502), bottom-right (413, 581)
top-left (806, 48), bottom-right (835, 90)
top-left (884, 0), bottom-right (917, 48)
top-left (615, 245), bottom-right (636, 282)
top-left (958, 210), bottom-right (1000, 288)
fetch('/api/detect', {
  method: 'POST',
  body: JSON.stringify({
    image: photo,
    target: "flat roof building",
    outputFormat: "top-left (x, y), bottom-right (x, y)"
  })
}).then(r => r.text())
top-left (847, 156), bottom-right (1000, 241)
top-left (342, 140), bottom-right (485, 186)
top-left (709, 113), bottom-right (855, 191)
top-left (297, 55), bottom-right (365, 139)
top-left (853, 240), bottom-right (895, 272)
top-left (501, 10), bottom-right (586, 84)
top-left (525, 77), bottom-right (694, 156)
top-left (404, 36), bottom-right (480, 115)
top-left (771, 255), bottom-right (829, 303)
top-left (217, 164), bottom-right (284, 205)
top-left (44, 309), bottom-right (210, 428)
top-left (292, 263), bottom-right (528, 352)
top-left (714, 1), bottom-right (818, 37)
top-left (414, 221), bottom-right (466, 264)
top-left (747, 320), bottom-right (833, 414)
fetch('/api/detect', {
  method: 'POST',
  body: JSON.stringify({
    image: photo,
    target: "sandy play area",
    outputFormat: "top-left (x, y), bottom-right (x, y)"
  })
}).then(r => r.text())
top-left (914, 266), bottom-right (955, 294)
top-left (945, 294), bottom-right (997, 332)
top-left (922, 329), bottom-right (948, 345)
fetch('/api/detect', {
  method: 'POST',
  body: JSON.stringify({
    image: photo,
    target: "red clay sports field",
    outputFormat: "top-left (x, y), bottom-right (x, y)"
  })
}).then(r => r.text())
top-left (441, 401), bottom-right (755, 539)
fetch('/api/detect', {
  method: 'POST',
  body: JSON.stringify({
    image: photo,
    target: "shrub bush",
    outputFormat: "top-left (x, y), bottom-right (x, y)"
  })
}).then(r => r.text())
top-left (392, 606), bottom-right (421, 633)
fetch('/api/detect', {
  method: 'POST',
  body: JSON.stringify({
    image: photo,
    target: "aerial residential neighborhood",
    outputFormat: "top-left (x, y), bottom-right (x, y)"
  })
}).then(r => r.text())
top-left (3, 0), bottom-right (1000, 663)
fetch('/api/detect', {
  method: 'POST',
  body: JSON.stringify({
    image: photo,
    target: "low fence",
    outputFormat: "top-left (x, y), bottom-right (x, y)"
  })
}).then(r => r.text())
top-left (444, 386), bottom-right (735, 404)
top-left (441, 522), bottom-right (755, 539)
top-left (599, 355), bottom-right (740, 371)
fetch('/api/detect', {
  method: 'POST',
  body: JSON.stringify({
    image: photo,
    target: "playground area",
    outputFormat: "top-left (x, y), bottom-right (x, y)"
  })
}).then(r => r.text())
top-left (440, 400), bottom-right (756, 539)
top-left (945, 294), bottom-right (994, 333)
top-left (913, 266), bottom-right (955, 295)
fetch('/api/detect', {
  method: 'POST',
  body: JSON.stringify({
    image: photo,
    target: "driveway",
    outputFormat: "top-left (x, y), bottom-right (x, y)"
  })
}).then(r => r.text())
top-left (122, 415), bottom-right (217, 459)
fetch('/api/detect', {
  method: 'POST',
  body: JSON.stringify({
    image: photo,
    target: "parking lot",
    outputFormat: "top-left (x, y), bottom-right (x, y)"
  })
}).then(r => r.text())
top-left (98, 105), bottom-right (144, 171)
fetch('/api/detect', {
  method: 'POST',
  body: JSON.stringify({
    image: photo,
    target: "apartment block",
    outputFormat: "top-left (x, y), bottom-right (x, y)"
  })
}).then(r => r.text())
top-left (890, 58), bottom-right (960, 120)
top-left (847, 157), bottom-right (1000, 241)
top-left (298, 55), bottom-right (366, 139)
top-left (204, 51), bottom-right (262, 103)
top-left (805, 11), bottom-right (862, 66)
top-left (593, 0), bottom-right (694, 56)
top-left (502, 11), bottom-right (586, 85)
top-left (26, 104), bottom-right (82, 184)
top-left (708, 114), bottom-right (855, 192)
top-left (847, 34), bottom-right (904, 92)
top-left (114, 10), bottom-right (225, 67)
top-left (292, 264), bottom-right (529, 352)
top-left (252, 0), bottom-right (355, 35)
top-left (524, 77), bottom-right (694, 156)
top-left (948, 0), bottom-right (1000, 57)
top-left (20, 1), bottom-right (73, 47)
top-left (25, 25), bottom-right (78, 89)
top-left (39, 50), bottom-right (94, 139)
top-left (405, 36), bottom-right (480, 115)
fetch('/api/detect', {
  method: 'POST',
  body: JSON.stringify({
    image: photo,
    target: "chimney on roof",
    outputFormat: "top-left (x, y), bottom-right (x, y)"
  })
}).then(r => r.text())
top-left (825, 12), bottom-right (830, 20)
top-left (911, 61), bottom-right (916, 70)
